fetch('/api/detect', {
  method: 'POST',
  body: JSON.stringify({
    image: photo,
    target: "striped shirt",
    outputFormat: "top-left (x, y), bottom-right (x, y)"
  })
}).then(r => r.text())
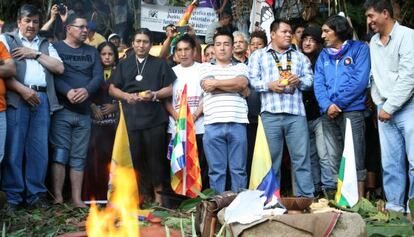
top-left (248, 45), bottom-right (313, 116)
top-left (200, 62), bottom-right (249, 125)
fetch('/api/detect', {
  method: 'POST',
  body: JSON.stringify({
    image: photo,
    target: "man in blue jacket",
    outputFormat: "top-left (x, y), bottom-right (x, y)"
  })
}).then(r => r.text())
top-left (314, 15), bottom-right (370, 198)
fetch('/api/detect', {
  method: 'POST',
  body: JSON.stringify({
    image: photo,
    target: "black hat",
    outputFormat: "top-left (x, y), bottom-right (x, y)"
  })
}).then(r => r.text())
top-left (302, 26), bottom-right (323, 44)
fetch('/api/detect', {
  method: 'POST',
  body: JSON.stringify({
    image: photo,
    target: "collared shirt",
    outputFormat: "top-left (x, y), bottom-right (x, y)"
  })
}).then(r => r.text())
top-left (200, 61), bottom-right (249, 125)
top-left (370, 22), bottom-right (414, 114)
top-left (232, 55), bottom-right (248, 65)
top-left (248, 44), bottom-right (313, 116)
top-left (0, 31), bottom-right (61, 87)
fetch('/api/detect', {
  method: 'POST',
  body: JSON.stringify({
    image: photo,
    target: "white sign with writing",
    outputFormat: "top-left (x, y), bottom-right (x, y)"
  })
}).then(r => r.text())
top-left (141, 3), bottom-right (218, 36)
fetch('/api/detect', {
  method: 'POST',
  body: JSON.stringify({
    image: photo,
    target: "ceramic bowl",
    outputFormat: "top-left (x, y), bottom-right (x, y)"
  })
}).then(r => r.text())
top-left (279, 197), bottom-right (313, 213)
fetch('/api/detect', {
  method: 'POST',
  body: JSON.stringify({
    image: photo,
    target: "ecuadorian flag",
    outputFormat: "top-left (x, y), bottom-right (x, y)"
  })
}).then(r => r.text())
top-left (335, 118), bottom-right (358, 207)
top-left (107, 103), bottom-right (136, 201)
top-left (249, 116), bottom-right (280, 202)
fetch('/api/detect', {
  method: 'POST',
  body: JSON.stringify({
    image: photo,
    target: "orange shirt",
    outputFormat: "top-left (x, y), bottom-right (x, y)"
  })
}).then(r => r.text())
top-left (0, 42), bottom-right (11, 112)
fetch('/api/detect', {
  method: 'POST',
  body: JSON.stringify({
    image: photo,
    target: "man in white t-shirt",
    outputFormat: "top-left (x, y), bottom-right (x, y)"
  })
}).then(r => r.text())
top-left (200, 29), bottom-right (250, 194)
top-left (165, 34), bottom-right (208, 189)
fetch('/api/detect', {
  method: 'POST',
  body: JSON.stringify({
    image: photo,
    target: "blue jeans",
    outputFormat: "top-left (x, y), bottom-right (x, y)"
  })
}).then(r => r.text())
top-left (308, 117), bottom-right (336, 192)
top-left (203, 123), bottom-right (247, 194)
top-left (0, 111), bottom-right (6, 181)
top-left (322, 111), bottom-right (367, 182)
top-left (261, 112), bottom-right (314, 197)
top-left (50, 108), bottom-right (91, 171)
top-left (1, 93), bottom-right (50, 205)
top-left (378, 100), bottom-right (414, 212)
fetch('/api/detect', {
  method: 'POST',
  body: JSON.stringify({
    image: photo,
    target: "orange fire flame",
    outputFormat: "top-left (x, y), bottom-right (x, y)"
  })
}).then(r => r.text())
top-left (86, 167), bottom-right (140, 237)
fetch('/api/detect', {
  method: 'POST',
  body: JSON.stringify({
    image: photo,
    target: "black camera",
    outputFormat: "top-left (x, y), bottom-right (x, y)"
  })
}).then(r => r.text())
top-left (57, 3), bottom-right (66, 14)
top-left (162, 25), bottom-right (189, 33)
top-left (176, 25), bottom-right (189, 33)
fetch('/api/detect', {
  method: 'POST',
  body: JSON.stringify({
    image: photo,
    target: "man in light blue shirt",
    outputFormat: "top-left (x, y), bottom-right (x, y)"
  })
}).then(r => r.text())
top-left (365, 0), bottom-right (414, 213)
top-left (0, 4), bottom-right (64, 210)
top-left (248, 19), bottom-right (314, 197)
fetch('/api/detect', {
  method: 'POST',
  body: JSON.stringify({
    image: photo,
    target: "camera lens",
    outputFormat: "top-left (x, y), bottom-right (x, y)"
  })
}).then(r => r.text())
top-left (58, 3), bottom-right (65, 14)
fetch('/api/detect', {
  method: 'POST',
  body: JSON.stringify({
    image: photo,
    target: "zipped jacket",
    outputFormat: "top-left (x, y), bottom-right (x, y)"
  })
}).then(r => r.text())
top-left (314, 40), bottom-right (370, 113)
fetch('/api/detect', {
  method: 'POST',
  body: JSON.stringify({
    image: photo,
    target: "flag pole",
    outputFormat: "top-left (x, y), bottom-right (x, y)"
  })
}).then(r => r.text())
top-left (182, 102), bottom-right (188, 196)
top-left (183, 122), bottom-right (187, 195)
top-left (182, 164), bottom-right (187, 195)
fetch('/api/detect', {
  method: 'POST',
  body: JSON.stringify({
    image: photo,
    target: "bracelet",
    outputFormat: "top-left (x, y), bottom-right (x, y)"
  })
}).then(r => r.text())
top-left (152, 91), bottom-right (157, 102)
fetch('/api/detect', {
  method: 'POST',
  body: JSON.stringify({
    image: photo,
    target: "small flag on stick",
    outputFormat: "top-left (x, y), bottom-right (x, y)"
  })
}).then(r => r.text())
top-left (169, 84), bottom-right (202, 198)
top-left (249, 116), bottom-right (280, 203)
top-left (335, 118), bottom-right (358, 207)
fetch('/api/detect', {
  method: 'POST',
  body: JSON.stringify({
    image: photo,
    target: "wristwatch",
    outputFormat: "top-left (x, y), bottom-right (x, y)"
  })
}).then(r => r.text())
top-left (34, 51), bottom-right (42, 60)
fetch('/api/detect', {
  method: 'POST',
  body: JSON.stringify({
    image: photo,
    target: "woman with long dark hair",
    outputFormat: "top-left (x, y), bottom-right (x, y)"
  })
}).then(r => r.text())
top-left (82, 42), bottom-right (119, 201)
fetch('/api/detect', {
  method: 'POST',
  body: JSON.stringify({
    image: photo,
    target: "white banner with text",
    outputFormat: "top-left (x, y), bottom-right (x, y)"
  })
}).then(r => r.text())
top-left (141, 2), bottom-right (218, 36)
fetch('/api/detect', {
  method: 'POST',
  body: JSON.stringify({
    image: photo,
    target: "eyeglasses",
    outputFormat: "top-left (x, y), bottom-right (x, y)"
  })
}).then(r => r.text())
top-left (70, 25), bottom-right (88, 30)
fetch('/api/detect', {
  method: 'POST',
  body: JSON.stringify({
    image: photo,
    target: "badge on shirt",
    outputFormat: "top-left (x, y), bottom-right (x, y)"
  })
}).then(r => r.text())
top-left (344, 57), bottom-right (353, 66)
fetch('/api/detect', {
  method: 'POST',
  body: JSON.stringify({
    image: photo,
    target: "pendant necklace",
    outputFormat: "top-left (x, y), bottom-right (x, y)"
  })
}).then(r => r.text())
top-left (135, 56), bottom-right (148, 81)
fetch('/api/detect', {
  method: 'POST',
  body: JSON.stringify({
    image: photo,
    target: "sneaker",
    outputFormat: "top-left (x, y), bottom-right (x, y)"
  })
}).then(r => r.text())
top-left (30, 195), bottom-right (50, 209)
top-left (323, 189), bottom-right (337, 200)
top-left (0, 191), bottom-right (6, 209)
top-left (3, 202), bottom-right (19, 213)
top-left (314, 190), bottom-right (324, 199)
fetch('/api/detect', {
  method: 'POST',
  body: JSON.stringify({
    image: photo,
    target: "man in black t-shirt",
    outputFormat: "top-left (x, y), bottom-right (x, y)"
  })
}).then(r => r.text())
top-left (50, 14), bottom-right (103, 208)
top-left (109, 28), bottom-right (176, 206)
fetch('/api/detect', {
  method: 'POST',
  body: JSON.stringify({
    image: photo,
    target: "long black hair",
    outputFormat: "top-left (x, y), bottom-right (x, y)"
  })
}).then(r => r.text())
top-left (97, 41), bottom-right (119, 65)
top-left (323, 15), bottom-right (353, 42)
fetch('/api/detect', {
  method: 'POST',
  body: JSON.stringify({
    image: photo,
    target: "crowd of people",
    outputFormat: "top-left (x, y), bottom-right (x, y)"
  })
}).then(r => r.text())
top-left (0, 0), bottom-right (413, 216)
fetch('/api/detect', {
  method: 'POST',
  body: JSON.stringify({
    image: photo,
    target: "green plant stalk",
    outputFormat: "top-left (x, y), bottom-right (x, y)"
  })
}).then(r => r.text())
top-left (165, 225), bottom-right (171, 237)
top-left (191, 214), bottom-right (197, 237)
top-left (180, 218), bottom-right (185, 237)
top-left (2, 222), bottom-right (5, 237)
top-left (216, 222), bottom-right (226, 237)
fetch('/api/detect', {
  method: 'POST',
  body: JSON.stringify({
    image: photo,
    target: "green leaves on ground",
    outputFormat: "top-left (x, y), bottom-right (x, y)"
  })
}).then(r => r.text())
top-left (179, 188), bottom-right (215, 211)
top-left (330, 198), bottom-right (414, 236)
top-left (408, 198), bottom-right (414, 219)
top-left (0, 203), bottom-right (87, 236)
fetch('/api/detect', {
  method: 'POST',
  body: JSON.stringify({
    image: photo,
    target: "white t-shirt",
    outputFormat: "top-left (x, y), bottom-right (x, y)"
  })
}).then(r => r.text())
top-left (200, 62), bottom-right (249, 125)
top-left (168, 62), bottom-right (204, 134)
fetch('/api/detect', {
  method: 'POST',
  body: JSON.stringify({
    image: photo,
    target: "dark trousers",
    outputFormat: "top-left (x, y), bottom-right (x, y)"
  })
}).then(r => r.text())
top-left (246, 122), bottom-right (258, 185)
top-left (82, 123), bottom-right (116, 201)
top-left (196, 134), bottom-right (209, 190)
top-left (129, 124), bottom-right (169, 198)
